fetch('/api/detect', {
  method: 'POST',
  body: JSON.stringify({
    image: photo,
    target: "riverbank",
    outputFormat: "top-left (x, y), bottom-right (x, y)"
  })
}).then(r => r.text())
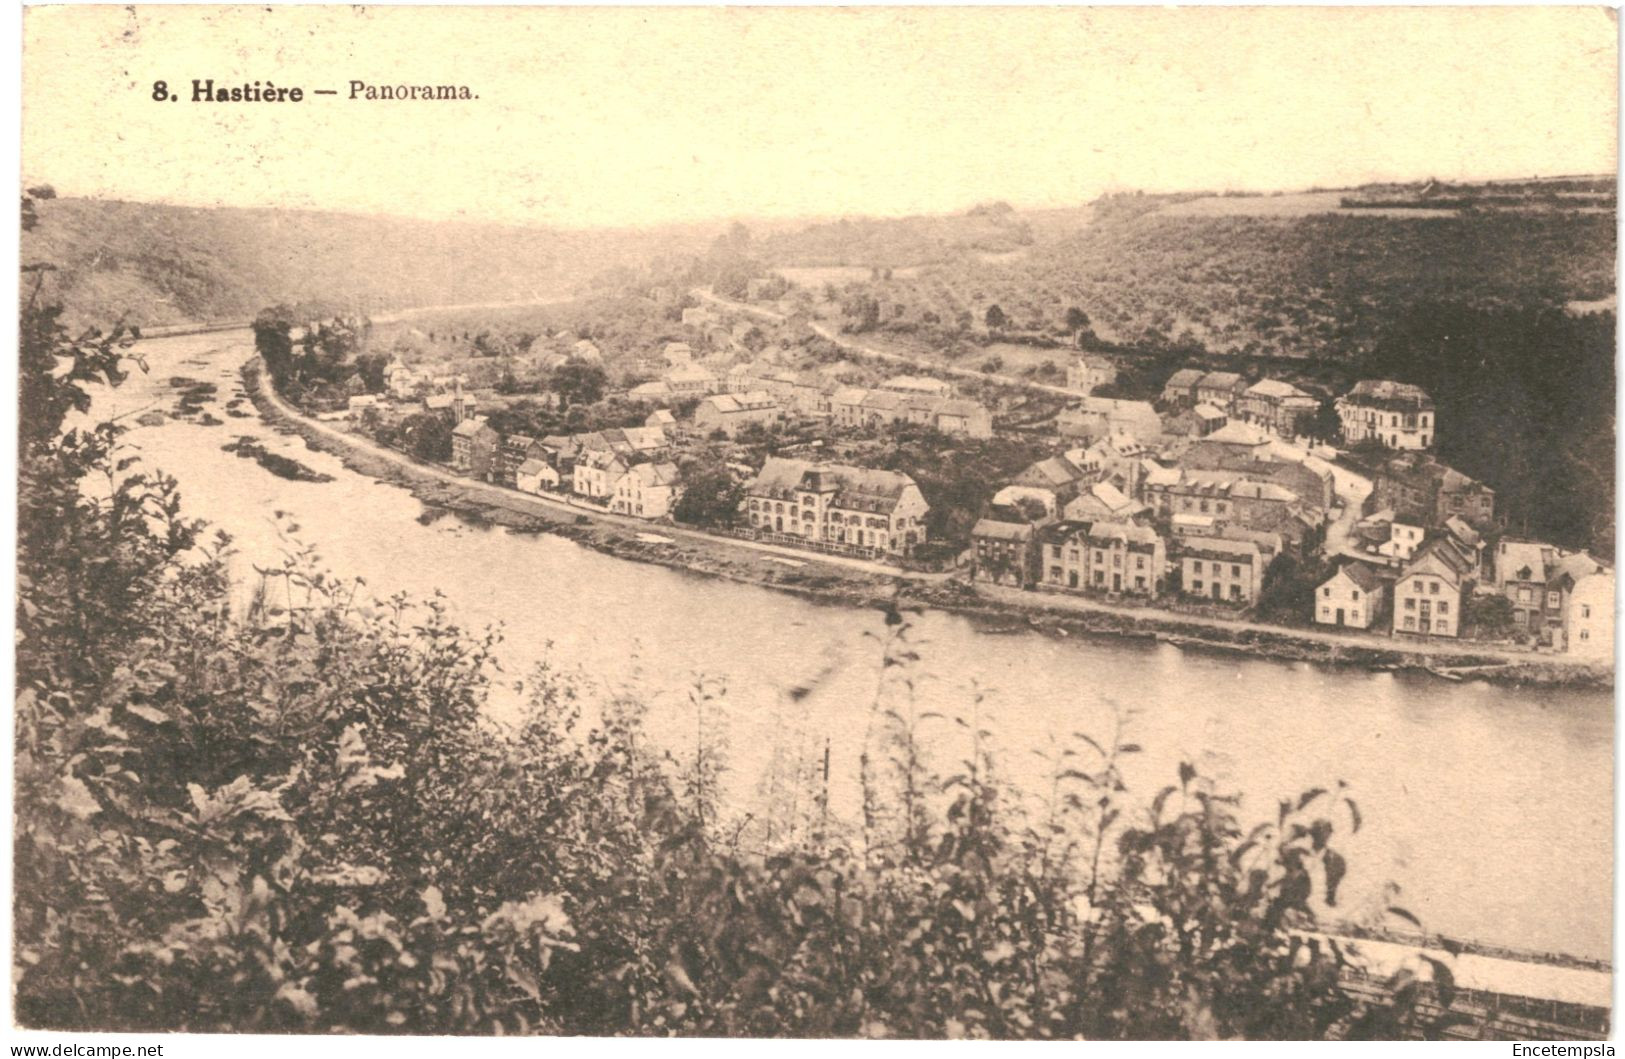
top-left (243, 359), bottom-right (1612, 691)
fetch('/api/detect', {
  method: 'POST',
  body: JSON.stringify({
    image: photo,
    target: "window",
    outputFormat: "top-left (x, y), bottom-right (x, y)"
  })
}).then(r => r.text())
top-left (1192, 580), bottom-right (1204, 592)
top-left (1581, 630), bottom-right (1590, 642)
top-left (1229, 584), bottom-right (1241, 601)
top-left (1404, 616), bottom-right (1416, 630)
top-left (1231, 564), bottom-right (1241, 578)
top-left (1352, 590), bottom-right (1360, 601)
top-left (1438, 602), bottom-right (1449, 615)
top-left (1405, 597), bottom-right (1416, 611)
top-left (1429, 582), bottom-right (1439, 595)
top-left (1548, 592), bottom-right (1561, 608)
top-left (1193, 560), bottom-right (1204, 573)
top-left (1582, 605), bottom-right (1592, 619)
top-left (1323, 587), bottom-right (1331, 597)
top-left (1321, 606), bottom-right (1330, 618)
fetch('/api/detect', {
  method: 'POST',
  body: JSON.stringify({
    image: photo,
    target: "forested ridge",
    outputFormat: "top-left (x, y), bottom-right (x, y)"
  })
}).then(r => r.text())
top-left (14, 190), bottom-right (1464, 1039)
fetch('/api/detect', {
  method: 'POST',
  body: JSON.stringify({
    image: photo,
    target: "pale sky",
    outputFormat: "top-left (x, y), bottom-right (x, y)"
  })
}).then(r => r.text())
top-left (22, 5), bottom-right (1620, 229)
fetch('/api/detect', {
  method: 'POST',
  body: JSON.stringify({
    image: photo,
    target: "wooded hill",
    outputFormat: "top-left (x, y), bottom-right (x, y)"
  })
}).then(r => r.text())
top-left (22, 197), bottom-right (720, 330)
top-left (810, 193), bottom-right (1616, 361)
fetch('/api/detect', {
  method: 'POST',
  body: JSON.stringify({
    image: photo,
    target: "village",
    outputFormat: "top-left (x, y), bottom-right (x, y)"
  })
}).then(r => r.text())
top-left (306, 285), bottom-right (1613, 664)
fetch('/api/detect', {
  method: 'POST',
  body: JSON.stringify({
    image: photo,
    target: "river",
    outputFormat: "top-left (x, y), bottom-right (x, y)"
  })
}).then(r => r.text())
top-left (94, 330), bottom-right (1614, 962)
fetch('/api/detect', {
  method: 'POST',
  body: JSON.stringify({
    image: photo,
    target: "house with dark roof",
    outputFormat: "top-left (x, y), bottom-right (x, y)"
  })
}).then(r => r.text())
top-left (971, 519), bottom-right (1038, 587)
top-left (1494, 537), bottom-right (1559, 633)
top-left (1177, 536), bottom-right (1265, 604)
top-left (1373, 454), bottom-right (1495, 531)
top-left (450, 418), bottom-right (499, 478)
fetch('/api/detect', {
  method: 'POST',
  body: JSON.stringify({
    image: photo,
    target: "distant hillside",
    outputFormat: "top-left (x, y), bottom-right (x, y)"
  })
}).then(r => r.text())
top-left (820, 187), bottom-right (1616, 360)
top-left (750, 201), bottom-right (1054, 269)
top-left (22, 198), bottom-right (719, 330)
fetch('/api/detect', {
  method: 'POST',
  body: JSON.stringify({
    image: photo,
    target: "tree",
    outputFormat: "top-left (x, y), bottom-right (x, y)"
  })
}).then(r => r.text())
top-left (550, 361), bottom-right (607, 409)
top-left (252, 305), bottom-right (298, 382)
top-left (353, 352), bottom-right (391, 394)
top-left (1064, 306), bottom-right (1091, 333)
top-left (1303, 398), bottom-right (1343, 445)
top-left (985, 304), bottom-right (1009, 332)
top-left (1256, 552), bottom-right (1329, 625)
top-left (397, 412), bottom-right (453, 463)
top-left (672, 460), bottom-right (743, 528)
top-left (1465, 593), bottom-right (1516, 639)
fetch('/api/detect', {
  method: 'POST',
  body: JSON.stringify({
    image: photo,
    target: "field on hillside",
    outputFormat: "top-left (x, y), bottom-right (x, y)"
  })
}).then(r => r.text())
top-left (1159, 191), bottom-right (1459, 219)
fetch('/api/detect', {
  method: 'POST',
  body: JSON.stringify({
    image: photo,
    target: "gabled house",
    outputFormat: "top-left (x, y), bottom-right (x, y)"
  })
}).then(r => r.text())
top-left (1161, 368), bottom-right (1206, 407)
top-left (1565, 569), bottom-right (1614, 660)
top-left (1239, 379), bottom-right (1319, 437)
top-left (611, 461), bottom-right (680, 519)
top-left (572, 449), bottom-right (629, 501)
top-left (515, 457), bottom-right (560, 495)
top-left (1494, 537), bottom-right (1560, 633)
top-left (1001, 454), bottom-right (1093, 515)
top-left (693, 391), bottom-right (783, 438)
top-left (1066, 354), bottom-right (1118, 395)
top-left (1315, 562), bottom-right (1386, 629)
top-left (1393, 539), bottom-right (1473, 638)
top-left (450, 418), bottom-right (499, 478)
top-left (1544, 553), bottom-right (1607, 651)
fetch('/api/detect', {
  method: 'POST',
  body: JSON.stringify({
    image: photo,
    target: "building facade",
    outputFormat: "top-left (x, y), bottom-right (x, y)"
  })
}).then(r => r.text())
top-left (1179, 537), bottom-right (1264, 604)
top-left (1040, 520), bottom-right (1165, 597)
top-left (745, 457), bottom-right (930, 557)
top-left (1337, 380), bottom-right (1435, 449)
top-left (1315, 563), bottom-right (1385, 629)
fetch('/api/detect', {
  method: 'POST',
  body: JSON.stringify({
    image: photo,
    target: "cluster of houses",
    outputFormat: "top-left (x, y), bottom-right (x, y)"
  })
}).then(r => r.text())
top-left (972, 417), bottom-right (1328, 609)
top-left (1160, 369), bottom-right (1321, 438)
top-left (635, 355), bottom-right (997, 441)
top-left (957, 364), bottom-right (1613, 657)
top-left (450, 418), bottom-right (681, 519)
top-left (355, 313), bottom-right (1610, 659)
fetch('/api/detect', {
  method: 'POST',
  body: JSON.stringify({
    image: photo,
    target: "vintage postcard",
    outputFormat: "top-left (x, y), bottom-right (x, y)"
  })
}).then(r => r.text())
top-left (14, 4), bottom-right (1617, 1044)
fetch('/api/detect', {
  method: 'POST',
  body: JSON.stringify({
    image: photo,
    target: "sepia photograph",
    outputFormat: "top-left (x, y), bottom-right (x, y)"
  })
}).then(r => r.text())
top-left (12, 3), bottom-right (1619, 1044)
